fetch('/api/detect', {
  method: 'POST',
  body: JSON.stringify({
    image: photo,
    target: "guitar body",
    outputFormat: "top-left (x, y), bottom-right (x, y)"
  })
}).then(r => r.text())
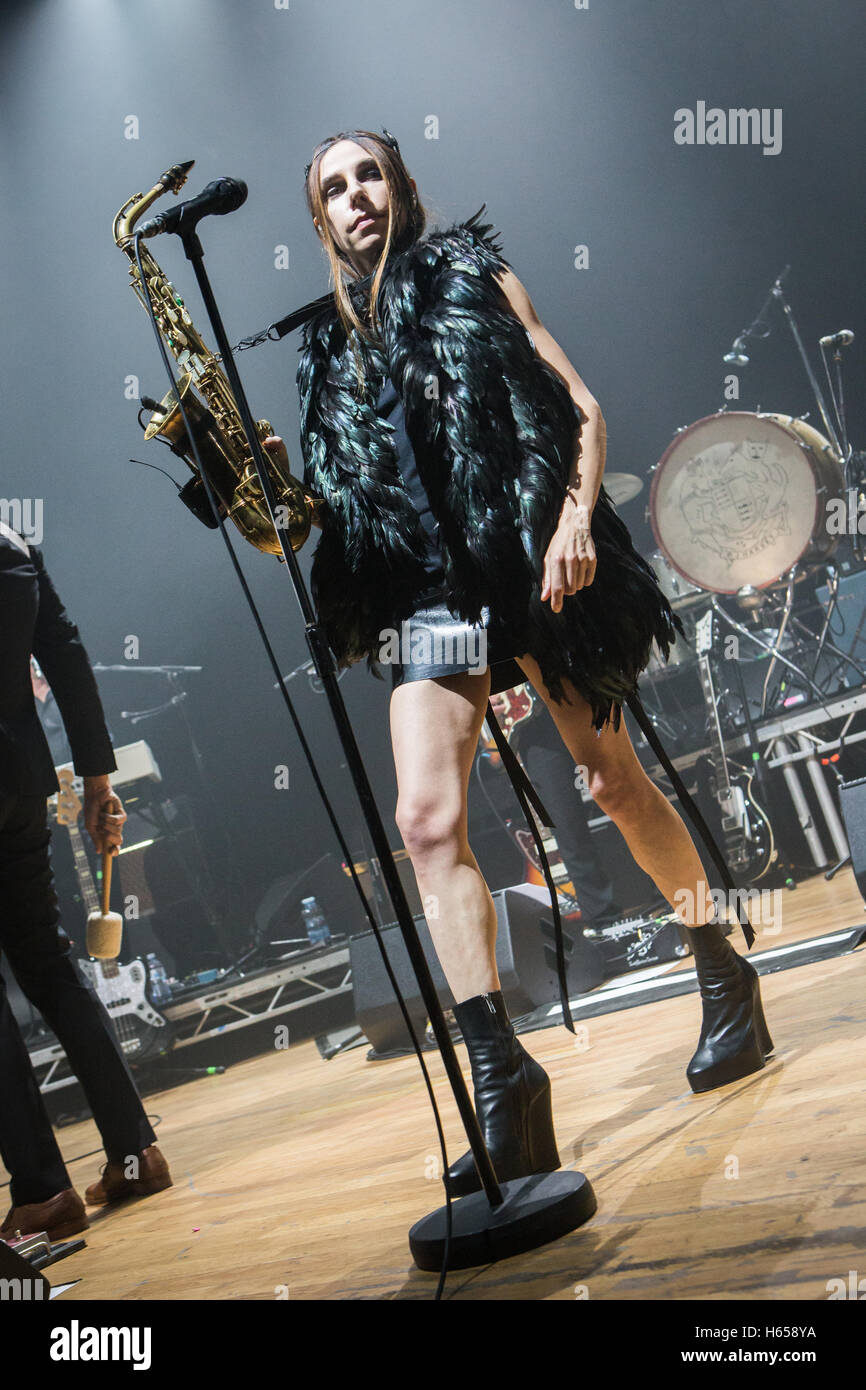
top-left (480, 683), bottom-right (537, 762)
top-left (711, 763), bottom-right (777, 882)
top-left (496, 684), bottom-right (535, 733)
top-left (78, 956), bottom-right (171, 1061)
top-left (514, 830), bottom-right (579, 903)
top-left (693, 610), bottom-right (779, 887)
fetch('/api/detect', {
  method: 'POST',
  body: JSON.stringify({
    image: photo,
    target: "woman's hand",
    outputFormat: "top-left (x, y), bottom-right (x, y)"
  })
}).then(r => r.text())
top-left (262, 435), bottom-right (290, 471)
top-left (541, 494), bottom-right (597, 612)
top-left (262, 436), bottom-right (324, 530)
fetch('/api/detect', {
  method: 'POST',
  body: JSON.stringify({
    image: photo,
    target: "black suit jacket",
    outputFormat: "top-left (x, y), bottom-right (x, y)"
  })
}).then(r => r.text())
top-left (0, 531), bottom-right (116, 796)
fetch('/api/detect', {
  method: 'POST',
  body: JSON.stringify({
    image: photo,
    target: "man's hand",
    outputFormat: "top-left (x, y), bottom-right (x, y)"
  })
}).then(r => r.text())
top-left (83, 775), bottom-right (126, 856)
top-left (30, 658), bottom-right (50, 704)
top-left (541, 494), bottom-right (598, 613)
top-left (489, 692), bottom-right (508, 719)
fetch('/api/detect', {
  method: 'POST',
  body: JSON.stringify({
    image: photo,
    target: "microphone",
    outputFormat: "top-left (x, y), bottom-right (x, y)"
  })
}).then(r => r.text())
top-left (136, 177), bottom-right (248, 238)
top-left (723, 335), bottom-right (750, 367)
top-left (819, 329), bottom-right (855, 349)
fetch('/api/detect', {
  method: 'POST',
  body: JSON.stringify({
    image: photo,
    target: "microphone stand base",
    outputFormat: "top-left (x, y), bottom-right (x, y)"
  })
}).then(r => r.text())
top-left (409, 1169), bottom-right (597, 1272)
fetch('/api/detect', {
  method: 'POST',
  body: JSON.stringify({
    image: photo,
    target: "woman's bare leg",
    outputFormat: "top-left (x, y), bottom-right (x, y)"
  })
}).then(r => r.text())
top-left (515, 654), bottom-right (715, 929)
top-left (389, 668), bottom-right (499, 1001)
top-left (390, 668), bottom-right (562, 1191)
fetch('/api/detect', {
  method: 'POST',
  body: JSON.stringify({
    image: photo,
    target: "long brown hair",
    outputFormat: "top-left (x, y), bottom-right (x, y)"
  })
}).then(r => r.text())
top-left (304, 129), bottom-right (428, 391)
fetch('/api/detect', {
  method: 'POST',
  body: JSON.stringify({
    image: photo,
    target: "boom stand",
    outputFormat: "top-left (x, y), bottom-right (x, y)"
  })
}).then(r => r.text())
top-left (177, 224), bottom-right (596, 1270)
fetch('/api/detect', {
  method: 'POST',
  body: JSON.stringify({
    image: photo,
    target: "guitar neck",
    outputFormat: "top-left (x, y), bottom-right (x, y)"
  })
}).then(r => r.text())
top-left (67, 821), bottom-right (100, 916)
top-left (65, 823), bottom-right (120, 978)
top-left (695, 623), bottom-right (734, 798)
top-left (703, 662), bottom-right (736, 785)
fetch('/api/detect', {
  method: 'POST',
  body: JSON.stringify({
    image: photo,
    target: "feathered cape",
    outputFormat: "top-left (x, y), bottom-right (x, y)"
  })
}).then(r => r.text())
top-left (297, 207), bottom-right (682, 730)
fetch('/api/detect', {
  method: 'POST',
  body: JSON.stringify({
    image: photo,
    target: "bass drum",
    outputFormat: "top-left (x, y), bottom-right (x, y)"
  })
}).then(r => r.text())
top-left (645, 603), bottom-right (698, 677)
top-left (650, 411), bottom-right (844, 594)
top-left (648, 548), bottom-right (704, 609)
top-left (641, 552), bottom-right (701, 678)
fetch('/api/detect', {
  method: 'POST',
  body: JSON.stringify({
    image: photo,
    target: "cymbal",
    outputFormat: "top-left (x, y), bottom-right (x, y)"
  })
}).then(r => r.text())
top-left (604, 473), bottom-right (644, 506)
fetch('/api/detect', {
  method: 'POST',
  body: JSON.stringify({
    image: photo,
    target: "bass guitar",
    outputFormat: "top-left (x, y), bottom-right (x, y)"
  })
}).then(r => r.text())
top-left (693, 609), bottom-right (777, 881)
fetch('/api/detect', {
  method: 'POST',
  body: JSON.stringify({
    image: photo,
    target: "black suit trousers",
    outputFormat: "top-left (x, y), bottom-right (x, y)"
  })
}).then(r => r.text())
top-left (0, 793), bottom-right (155, 1205)
top-left (519, 734), bottom-right (625, 926)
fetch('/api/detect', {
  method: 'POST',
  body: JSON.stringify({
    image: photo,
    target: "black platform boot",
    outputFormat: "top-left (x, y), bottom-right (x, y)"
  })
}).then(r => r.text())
top-left (686, 914), bottom-right (774, 1093)
top-left (445, 991), bottom-right (561, 1197)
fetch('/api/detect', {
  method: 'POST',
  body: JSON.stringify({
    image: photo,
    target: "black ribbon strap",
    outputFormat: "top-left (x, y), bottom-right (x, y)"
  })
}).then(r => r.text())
top-left (626, 690), bottom-right (756, 950)
top-left (232, 292), bottom-right (340, 353)
top-left (269, 291), bottom-right (338, 339)
top-left (484, 703), bottom-right (575, 1032)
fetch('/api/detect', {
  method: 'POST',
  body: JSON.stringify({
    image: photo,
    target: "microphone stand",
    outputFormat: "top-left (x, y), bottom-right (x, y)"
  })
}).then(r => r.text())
top-left (771, 280), bottom-right (845, 461)
top-left (726, 265), bottom-right (849, 464)
top-left (172, 221), bottom-right (595, 1270)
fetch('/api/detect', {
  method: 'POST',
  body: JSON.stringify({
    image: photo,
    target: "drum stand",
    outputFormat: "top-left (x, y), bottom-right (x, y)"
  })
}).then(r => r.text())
top-left (709, 570), bottom-right (866, 874)
top-left (713, 573), bottom-right (825, 717)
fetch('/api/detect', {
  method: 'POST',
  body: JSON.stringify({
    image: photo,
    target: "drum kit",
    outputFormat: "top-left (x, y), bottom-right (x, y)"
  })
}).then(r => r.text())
top-left (609, 404), bottom-right (855, 688)
top-left (605, 268), bottom-right (866, 883)
top-left (606, 263), bottom-right (864, 720)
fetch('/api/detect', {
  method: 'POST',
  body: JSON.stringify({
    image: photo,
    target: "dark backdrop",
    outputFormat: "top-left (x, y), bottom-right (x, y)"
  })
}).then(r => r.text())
top-left (1, 0), bottom-right (863, 951)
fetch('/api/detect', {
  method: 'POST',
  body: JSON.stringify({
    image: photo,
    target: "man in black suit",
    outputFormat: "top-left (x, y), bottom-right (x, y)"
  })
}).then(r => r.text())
top-left (0, 524), bottom-right (171, 1242)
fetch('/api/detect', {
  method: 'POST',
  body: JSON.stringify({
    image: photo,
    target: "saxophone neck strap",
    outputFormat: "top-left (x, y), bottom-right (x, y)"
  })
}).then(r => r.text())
top-left (269, 291), bottom-right (337, 340)
top-left (484, 702), bottom-right (575, 1034)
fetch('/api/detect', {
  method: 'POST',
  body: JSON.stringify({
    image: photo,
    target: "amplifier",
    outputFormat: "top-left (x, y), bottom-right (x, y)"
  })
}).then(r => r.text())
top-left (838, 775), bottom-right (866, 901)
top-left (350, 884), bottom-right (605, 1055)
top-left (816, 570), bottom-right (866, 685)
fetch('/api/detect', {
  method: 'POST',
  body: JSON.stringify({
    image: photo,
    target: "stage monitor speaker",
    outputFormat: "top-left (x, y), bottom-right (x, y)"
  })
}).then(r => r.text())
top-left (345, 829), bottom-right (526, 930)
top-left (838, 776), bottom-right (866, 900)
top-left (350, 884), bottom-right (604, 1055)
top-left (816, 570), bottom-right (866, 686)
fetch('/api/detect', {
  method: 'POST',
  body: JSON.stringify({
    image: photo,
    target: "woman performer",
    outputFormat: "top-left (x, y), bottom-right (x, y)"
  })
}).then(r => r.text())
top-left (263, 128), bottom-right (772, 1196)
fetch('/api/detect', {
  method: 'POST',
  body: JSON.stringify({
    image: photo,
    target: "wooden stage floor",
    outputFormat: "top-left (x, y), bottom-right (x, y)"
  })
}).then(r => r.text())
top-left (33, 866), bottom-right (866, 1301)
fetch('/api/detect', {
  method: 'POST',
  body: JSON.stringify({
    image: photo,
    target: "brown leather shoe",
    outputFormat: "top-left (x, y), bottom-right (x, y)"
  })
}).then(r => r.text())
top-left (85, 1145), bottom-right (172, 1206)
top-left (1, 1187), bottom-right (89, 1242)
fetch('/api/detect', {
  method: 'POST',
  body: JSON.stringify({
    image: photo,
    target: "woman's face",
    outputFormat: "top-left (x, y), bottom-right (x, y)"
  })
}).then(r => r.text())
top-left (314, 139), bottom-right (409, 274)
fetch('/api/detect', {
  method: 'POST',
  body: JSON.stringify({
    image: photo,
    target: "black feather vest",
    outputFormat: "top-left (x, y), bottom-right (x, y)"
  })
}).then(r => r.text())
top-left (297, 207), bottom-right (681, 730)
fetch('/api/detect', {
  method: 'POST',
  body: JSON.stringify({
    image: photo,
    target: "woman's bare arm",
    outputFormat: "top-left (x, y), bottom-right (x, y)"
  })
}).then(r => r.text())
top-left (495, 267), bottom-right (607, 514)
top-left (494, 267), bottom-right (602, 604)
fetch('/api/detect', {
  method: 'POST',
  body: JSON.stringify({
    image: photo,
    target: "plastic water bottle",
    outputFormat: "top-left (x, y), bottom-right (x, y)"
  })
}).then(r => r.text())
top-left (301, 896), bottom-right (331, 947)
top-left (146, 953), bottom-right (172, 1005)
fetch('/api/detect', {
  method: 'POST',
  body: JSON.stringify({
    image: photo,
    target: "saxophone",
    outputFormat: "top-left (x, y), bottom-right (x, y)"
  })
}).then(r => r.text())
top-left (113, 159), bottom-right (317, 556)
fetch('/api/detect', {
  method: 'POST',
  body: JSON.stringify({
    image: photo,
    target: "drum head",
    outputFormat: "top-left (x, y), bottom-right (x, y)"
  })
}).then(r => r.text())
top-left (649, 549), bottom-right (703, 608)
top-left (650, 412), bottom-right (838, 593)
